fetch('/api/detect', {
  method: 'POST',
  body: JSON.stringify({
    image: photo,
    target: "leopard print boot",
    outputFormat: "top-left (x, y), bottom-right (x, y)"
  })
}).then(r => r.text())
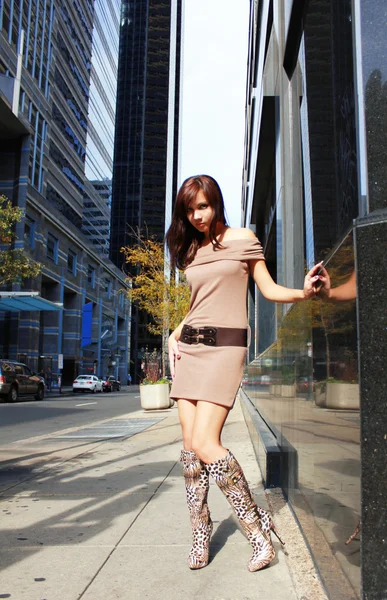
top-left (180, 450), bottom-right (213, 569)
top-left (205, 450), bottom-right (275, 572)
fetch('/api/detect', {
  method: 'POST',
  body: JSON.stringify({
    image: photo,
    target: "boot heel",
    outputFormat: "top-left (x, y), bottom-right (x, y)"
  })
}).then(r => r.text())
top-left (271, 523), bottom-right (285, 546)
top-left (257, 507), bottom-right (285, 545)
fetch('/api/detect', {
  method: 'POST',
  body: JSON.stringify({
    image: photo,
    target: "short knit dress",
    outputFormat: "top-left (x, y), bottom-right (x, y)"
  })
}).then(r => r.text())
top-left (170, 237), bottom-right (265, 407)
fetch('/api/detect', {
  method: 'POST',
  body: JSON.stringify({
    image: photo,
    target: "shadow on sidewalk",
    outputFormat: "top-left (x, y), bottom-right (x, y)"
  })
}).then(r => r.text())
top-left (208, 514), bottom-right (238, 562)
top-left (0, 441), bottom-right (178, 572)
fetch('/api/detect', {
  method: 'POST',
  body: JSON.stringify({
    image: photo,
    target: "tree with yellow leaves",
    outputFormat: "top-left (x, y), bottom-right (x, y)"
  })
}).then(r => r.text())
top-left (0, 195), bottom-right (41, 286)
top-left (121, 232), bottom-right (190, 375)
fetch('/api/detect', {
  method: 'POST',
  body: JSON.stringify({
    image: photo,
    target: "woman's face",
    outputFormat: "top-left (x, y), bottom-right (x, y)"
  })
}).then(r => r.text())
top-left (186, 191), bottom-right (214, 236)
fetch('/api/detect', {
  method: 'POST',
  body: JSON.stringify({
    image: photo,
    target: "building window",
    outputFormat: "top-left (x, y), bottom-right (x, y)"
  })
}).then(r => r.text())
top-left (119, 292), bottom-right (125, 308)
top-left (87, 264), bottom-right (95, 288)
top-left (104, 278), bottom-right (111, 299)
top-left (67, 250), bottom-right (77, 275)
top-left (24, 216), bottom-right (35, 249)
top-left (47, 232), bottom-right (58, 263)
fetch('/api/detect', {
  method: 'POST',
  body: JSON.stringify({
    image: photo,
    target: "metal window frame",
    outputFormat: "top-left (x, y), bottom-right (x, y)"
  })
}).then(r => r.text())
top-left (24, 214), bottom-right (36, 249)
top-left (67, 249), bottom-right (77, 275)
top-left (47, 231), bottom-right (59, 264)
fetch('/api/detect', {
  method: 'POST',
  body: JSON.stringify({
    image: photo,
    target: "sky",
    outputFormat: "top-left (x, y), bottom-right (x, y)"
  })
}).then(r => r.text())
top-left (179, 0), bottom-right (250, 227)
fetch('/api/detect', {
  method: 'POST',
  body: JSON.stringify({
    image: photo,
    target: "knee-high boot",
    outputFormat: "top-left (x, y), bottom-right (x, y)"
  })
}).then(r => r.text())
top-left (205, 450), bottom-right (276, 572)
top-left (180, 450), bottom-right (213, 569)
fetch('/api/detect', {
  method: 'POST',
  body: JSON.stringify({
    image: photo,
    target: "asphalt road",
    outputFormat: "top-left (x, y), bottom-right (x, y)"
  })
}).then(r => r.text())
top-left (0, 388), bottom-right (141, 444)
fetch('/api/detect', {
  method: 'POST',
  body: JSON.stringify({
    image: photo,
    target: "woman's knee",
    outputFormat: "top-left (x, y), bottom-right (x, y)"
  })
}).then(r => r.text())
top-left (191, 438), bottom-right (219, 463)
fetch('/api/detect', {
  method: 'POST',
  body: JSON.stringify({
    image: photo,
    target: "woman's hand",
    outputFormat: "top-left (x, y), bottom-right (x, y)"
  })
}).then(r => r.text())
top-left (315, 265), bottom-right (331, 299)
top-left (168, 334), bottom-right (181, 380)
top-left (303, 262), bottom-right (323, 300)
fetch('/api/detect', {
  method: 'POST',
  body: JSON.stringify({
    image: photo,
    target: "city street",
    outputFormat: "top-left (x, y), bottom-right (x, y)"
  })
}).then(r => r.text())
top-left (0, 389), bottom-right (140, 445)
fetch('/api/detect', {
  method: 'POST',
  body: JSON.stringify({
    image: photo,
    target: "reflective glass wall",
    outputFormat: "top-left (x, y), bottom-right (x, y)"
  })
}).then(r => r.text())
top-left (244, 231), bottom-right (359, 598)
top-left (242, 2), bottom-right (361, 598)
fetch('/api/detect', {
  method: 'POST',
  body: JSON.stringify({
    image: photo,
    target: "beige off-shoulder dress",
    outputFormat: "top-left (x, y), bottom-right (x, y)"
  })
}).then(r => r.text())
top-left (170, 238), bottom-right (265, 407)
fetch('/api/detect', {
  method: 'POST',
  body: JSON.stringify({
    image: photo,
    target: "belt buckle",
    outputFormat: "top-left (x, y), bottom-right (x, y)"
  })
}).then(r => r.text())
top-left (196, 333), bottom-right (204, 344)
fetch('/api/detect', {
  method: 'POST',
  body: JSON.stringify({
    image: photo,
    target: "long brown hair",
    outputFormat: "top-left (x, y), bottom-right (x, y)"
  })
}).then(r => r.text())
top-left (166, 175), bottom-right (228, 269)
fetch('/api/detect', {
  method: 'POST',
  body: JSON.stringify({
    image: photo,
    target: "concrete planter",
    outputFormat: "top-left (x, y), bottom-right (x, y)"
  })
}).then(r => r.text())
top-left (140, 382), bottom-right (172, 410)
top-left (281, 384), bottom-right (295, 398)
top-left (314, 382), bottom-right (360, 409)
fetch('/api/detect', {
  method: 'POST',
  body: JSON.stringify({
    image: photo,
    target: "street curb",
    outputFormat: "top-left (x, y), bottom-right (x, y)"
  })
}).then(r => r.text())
top-left (43, 386), bottom-right (140, 399)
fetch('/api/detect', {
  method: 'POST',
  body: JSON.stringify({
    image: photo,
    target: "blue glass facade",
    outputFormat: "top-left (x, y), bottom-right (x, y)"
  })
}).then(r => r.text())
top-left (0, 0), bottom-right (55, 98)
top-left (80, 0), bottom-right (120, 261)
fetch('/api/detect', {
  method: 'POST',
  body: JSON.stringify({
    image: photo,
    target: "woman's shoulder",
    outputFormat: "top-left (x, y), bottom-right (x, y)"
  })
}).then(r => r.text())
top-left (222, 227), bottom-right (257, 241)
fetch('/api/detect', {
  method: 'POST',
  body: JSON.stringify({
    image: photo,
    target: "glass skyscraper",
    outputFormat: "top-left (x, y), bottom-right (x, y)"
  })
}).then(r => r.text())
top-left (110, 0), bottom-right (182, 380)
top-left (110, 0), bottom-right (182, 261)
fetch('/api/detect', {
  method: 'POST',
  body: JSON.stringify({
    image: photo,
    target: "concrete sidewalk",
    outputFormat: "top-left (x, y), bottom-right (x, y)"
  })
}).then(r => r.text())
top-left (0, 399), bottom-right (326, 600)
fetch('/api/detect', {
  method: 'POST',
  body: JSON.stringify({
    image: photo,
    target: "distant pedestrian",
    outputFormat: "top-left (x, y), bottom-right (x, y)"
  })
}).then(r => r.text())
top-left (127, 373), bottom-right (132, 386)
top-left (46, 367), bottom-right (52, 392)
top-left (166, 175), bottom-right (322, 572)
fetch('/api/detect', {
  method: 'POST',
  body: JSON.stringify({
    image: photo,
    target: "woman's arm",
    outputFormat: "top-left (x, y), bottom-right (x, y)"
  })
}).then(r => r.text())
top-left (317, 268), bottom-right (356, 301)
top-left (250, 259), bottom-right (322, 302)
top-left (228, 227), bottom-right (321, 302)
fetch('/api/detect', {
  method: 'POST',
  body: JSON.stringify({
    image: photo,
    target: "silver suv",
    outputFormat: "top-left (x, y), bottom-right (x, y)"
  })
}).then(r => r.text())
top-left (0, 360), bottom-right (45, 403)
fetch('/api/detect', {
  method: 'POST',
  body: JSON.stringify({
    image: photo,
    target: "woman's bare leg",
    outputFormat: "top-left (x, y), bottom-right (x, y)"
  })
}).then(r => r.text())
top-left (191, 400), bottom-right (230, 464)
top-left (177, 398), bottom-right (197, 450)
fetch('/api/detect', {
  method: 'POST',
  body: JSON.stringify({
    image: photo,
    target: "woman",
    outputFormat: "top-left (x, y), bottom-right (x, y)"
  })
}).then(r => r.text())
top-left (166, 175), bottom-right (321, 572)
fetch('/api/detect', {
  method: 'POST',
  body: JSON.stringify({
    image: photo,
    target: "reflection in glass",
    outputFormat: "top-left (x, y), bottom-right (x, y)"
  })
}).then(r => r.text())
top-left (243, 230), bottom-right (360, 597)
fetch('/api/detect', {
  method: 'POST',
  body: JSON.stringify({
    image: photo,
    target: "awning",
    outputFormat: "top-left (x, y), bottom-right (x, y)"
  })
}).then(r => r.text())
top-left (0, 292), bottom-right (63, 312)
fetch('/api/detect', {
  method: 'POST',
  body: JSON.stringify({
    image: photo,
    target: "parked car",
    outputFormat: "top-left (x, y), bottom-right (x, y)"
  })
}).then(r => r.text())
top-left (73, 375), bottom-right (102, 394)
top-left (259, 375), bottom-right (272, 386)
top-left (101, 376), bottom-right (121, 393)
top-left (0, 359), bottom-right (45, 402)
top-left (296, 377), bottom-right (315, 393)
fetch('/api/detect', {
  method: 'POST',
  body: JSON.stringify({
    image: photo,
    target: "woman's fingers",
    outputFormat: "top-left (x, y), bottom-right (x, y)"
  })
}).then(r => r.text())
top-left (169, 351), bottom-right (175, 379)
top-left (168, 338), bottom-right (181, 379)
top-left (302, 262), bottom-right (334, 299)
top-left (303, 268), bottom-right (320, 298)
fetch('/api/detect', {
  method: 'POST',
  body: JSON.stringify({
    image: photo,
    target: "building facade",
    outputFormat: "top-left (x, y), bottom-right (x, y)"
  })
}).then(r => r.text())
top-left (110, 0), bottom-right (182, 381)
top-left (242, 1), bottom-right (387, 598)
top-left (0, 0), bottom-right (130, 384)
top-left (82, 179), bottom-right (112, 255)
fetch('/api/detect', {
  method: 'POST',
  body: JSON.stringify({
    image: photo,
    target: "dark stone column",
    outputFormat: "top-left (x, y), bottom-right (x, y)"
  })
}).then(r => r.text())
top-left (355, 213), bottom-right (387, 599)
top-left (354, 2), bottom-right (387, 597)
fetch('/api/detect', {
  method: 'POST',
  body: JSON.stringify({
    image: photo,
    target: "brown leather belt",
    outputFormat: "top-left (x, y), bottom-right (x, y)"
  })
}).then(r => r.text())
top-left (181, 324), bottom-right (247, 347)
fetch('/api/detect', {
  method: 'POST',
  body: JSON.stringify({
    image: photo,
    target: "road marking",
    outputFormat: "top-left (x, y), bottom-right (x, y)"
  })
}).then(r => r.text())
top-left (134, 395), bottom-right (140, 398)
top-left (76, 402), bottom-right (98, 407)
